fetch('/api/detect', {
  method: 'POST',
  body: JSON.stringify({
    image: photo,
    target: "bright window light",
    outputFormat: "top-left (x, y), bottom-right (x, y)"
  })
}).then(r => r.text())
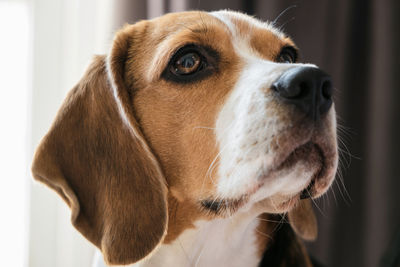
top-left (0, 2), bottom-right (30, 267)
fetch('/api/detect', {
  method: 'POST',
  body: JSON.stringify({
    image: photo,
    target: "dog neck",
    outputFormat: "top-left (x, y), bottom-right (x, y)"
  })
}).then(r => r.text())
top-left (134, 206), bottom-right (267, 267)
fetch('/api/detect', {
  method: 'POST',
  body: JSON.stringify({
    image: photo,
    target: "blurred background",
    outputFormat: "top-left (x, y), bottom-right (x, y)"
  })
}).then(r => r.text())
top-left (1, 0), bottom-right (399, 266)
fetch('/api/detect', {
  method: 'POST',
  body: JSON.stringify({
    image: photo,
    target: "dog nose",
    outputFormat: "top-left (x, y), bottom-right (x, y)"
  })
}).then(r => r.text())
top-left (272, 67), bottom-right (333, 121)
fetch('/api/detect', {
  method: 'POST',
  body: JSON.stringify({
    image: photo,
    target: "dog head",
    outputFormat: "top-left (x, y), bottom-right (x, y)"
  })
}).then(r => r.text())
top-left (32, 10), bottom-right (338, 265)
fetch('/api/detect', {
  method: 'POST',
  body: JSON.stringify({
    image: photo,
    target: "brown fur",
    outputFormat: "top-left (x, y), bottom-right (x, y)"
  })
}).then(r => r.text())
top-left (32, 11), bottom-right (317, 266)
top-left (288, 199), bottom-right (318, 241)
top-left (126, 12), bottom-right (244, 241)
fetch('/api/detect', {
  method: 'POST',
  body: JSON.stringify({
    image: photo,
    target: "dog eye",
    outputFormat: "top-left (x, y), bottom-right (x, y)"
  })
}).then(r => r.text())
top-left (277, 47), bottom-right (297, 63)
top-left (173, 52), bottom-right (202, 75)
top-left (163, 44), bottom-right (218, 83)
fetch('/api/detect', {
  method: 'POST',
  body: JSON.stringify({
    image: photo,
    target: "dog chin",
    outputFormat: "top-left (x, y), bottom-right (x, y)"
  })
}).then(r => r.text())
top-left (247, 142), bottom-right (327, 213)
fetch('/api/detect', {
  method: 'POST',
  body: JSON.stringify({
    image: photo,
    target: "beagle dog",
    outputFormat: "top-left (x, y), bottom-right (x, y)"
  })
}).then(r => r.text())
top-left (32, 10), bottom-right (338, 267)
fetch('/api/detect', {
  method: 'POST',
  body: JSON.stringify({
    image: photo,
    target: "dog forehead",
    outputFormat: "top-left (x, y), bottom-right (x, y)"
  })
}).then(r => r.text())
top-left (209, 10), bottom-right (293, 60)
top-left (145, 10), bottom-right (291, 62)
top-left (210, 10), bottom-right (285, 39)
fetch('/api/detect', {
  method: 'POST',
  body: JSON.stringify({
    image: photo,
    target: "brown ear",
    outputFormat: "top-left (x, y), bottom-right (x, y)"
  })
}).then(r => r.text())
top-left (288, 199), bottom-right (317, 241)
top-left (31, 24), bottom-right (168, 266)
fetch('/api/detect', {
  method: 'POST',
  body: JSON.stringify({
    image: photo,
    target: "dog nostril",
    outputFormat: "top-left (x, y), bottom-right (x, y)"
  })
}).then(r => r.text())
top-left (321, 79), bottom-right (333, 99)
top-left (297, 81), bottom-right (309, 98)
top-left (271, 84), bottom-right (278, 92)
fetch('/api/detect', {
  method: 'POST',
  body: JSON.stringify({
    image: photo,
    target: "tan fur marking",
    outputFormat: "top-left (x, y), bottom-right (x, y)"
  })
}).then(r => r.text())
top-left (125, 12), bottom-right (243, 242)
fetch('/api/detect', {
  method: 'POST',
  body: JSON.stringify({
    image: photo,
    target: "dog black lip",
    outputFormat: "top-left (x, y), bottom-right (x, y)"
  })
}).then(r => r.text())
top-left (200, 197), bottom-right (246, 216)
top-left (201, 199), bottom-right (223, 213)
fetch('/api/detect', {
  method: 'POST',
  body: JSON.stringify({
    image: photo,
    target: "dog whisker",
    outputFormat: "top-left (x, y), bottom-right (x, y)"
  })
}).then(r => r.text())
top-left (178, 237), bottom-right (191, 266)
top-left (278, 16), bottom-right (296, 32)
top-left (335, 124), bottom-right (354, 205)
top-left (193, 243), bottom-right (206, 267)
top-left (193, 221), bottom-right (210, 267)
top-left (335, 170), bottom-right (352, 205)
top-left (307, 187), bottom-right (326, 217)
top-left (257, 218), bottom-right (290, 224)
top-left (334, 178), bottom-right (351, 206)
top-left (255, 229), bottom-right (273, 241)
top-left (331, 181), bottom-right (339, 206)
top-left (193, 126), bottom-right (216, 130)
top-left (268, 213), bottom-right (288, 236)
top-left (272, 4), bottom-right (297, 25)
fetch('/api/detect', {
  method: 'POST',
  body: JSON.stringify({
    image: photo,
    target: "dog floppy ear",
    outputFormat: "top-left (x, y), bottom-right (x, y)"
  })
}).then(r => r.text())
top-left (31, 23), bottom-right (168, 266)
top-left (288, 199), bottom-right (317, 241)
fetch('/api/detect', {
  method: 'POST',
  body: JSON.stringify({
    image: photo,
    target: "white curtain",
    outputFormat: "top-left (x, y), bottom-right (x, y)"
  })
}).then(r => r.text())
top-left (28, 0), bottom-right (115, 266)
top-left (0, 2), bottom-right (30, 267)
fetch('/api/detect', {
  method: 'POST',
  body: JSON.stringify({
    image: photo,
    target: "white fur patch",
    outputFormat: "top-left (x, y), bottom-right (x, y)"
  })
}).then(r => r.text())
top-left (210, 11), bottom-right (333, 209)
top-left (132, 210), bottom-right (261, 267)
top-left (215, 59), bottom-right (317, 200)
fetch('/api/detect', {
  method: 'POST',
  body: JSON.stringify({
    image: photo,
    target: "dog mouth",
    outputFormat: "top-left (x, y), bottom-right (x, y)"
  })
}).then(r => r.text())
top-left (200, 140), bottom-right (334, 216)
top-left (244, 141), bottom-right (327, 212)
top-left (274, 141), bottom-right (325, 199)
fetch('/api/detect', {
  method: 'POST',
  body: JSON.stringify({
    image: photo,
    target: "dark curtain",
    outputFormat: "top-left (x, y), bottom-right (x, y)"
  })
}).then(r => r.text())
top-left (111, 1), bottom-right (400, 266)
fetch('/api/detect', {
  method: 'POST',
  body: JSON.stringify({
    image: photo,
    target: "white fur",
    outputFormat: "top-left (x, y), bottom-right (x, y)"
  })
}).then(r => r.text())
top-left (94, 212), bottom-right (261, 267)
top-left (211, 10), bottom-right (285, 43)
top-left (210, 12), bottom-right (324, 207)
top-left (131, 209), bottom-right (261, 267)
top-left (215, 59), bottom-right (317, 200)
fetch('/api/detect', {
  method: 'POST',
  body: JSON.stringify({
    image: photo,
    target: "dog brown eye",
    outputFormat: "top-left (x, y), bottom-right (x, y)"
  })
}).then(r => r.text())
top-left (277, 47), bottom-right (297, 64)
top-left (163, 44), bottom-right (217, 83)
top-left (278, 52), bottom-right (294, 63)
top-left (173, 52), bottom-right (201, 75)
